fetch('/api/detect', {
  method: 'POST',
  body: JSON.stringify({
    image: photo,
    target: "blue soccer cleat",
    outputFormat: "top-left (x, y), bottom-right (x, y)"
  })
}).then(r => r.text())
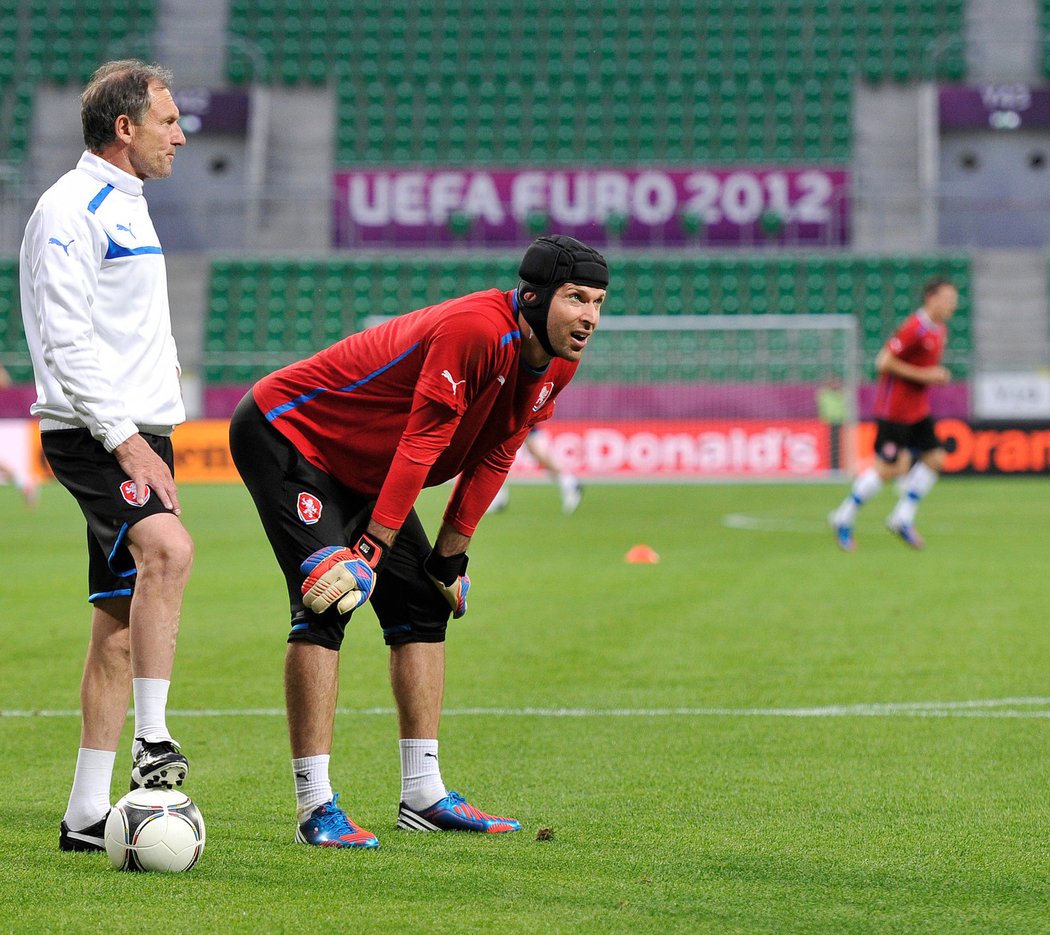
top-left (397, 791), bottom-right (521, 834)
top-left (296, 794), bottom-right (379, 849)
top-left (828, 512), bottom-right (855, 552)
top-left (886, 521), bottom-right (925, 550)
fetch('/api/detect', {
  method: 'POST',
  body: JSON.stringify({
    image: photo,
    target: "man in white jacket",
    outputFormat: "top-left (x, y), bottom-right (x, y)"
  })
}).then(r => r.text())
top-left (19, 60), bottom-right (193, 852)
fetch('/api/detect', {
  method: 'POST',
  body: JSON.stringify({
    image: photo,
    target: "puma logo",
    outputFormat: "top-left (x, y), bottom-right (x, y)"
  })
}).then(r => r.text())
top-left (116, 223), bottom-right (136, 238)
top-left (48, 237), bottom-right (74, 255)
top-left (441, 370), bottom-right (466, 395)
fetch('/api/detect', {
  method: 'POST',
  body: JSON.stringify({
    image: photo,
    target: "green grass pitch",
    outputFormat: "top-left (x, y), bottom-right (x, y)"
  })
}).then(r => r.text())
top-left (0, 478), bottom-right (1047, 934)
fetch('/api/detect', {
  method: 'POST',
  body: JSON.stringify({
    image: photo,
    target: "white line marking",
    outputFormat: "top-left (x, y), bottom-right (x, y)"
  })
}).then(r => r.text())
top-left (3, 698), bottom-right (1049, 719)
top-left (722, 513), bottom-right (829, 533)
top-left (721, 513), bottom-right (960, 535)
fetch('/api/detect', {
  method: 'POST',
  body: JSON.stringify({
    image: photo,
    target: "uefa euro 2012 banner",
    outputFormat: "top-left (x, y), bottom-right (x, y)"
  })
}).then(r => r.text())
top-left (333, 167), bottom-right (850, 248)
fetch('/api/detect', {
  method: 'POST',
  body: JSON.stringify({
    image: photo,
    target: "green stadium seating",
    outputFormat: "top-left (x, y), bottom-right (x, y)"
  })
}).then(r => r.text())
top-left (1042, 1), bottom-right (1050, 77)
top-left (0, 1), bottom-right (156, 164)
top-left (0, 258), bottom-right (32, 382)
top-left (225, 0), bottom-right (967, 166)
top-left (202, 254), bottom-right (972, 385)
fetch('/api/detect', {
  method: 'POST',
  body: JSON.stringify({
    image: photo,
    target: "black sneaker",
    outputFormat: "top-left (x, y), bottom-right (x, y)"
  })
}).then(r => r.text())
top-left (130, 738), bottom-right (188, 790)
top-left (59, 813), bottom-right (108, 852)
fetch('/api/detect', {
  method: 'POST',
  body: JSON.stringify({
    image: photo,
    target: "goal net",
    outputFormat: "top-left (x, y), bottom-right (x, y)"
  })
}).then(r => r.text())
top-left (516, 314), bottom-right (859, 482)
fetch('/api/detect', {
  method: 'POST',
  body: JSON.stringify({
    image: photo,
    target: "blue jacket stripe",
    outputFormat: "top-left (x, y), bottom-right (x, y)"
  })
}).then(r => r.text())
top-left (87, 185), bottom-right (114, 214)
top-left (265, 342), bottom-right (422, 422)
top-left (104, 238), bottom-right (164, 259)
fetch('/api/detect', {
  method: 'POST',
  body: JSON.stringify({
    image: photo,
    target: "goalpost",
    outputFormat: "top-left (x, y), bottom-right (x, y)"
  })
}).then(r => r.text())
top-left (520, 314), bottom-right (860, 482)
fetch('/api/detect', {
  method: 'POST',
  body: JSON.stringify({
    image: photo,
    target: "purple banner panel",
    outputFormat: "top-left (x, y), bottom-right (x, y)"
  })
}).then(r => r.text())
top-left (939, 84), bottom-right (1050, 131)
top-left (204, 379), bottom-right (969, 422)
top-left (172, 88), bottom-right (250, 135)
top-left (333, 167), bottom-right (851, 248)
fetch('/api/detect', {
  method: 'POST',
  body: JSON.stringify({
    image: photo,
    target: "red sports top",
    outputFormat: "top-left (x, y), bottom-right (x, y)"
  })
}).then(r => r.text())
top-left (872, 309), bottom-right (947, 423)
top-left (252, 289), bottom-right (578, 536)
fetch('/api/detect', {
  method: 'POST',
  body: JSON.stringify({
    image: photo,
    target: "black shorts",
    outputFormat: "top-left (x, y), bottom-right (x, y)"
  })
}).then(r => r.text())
top-left (41, 428), bottom-right (177, 603)
top-left (228, 394), bottom-right (452, 651)
top-left (873, 416), bottom-right (942, 464)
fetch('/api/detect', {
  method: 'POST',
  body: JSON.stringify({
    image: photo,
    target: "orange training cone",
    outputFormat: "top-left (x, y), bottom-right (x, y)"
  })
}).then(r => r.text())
top-left (625, 544), bottom-right (660, 564)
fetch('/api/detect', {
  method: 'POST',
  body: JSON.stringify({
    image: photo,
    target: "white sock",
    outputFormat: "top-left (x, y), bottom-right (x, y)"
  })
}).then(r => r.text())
top-left (293, 755), bottom-right (333, 822)
top-left (890, 462), bottom-right (938, 528)
top-left (132, 677), bottom-right (172, 744)
top-left (399, 739), bottom-right (447, 811)
top-left (835, 468), bottom-right (883, 525)
top-left (63, 747), bottom-right (116, 829)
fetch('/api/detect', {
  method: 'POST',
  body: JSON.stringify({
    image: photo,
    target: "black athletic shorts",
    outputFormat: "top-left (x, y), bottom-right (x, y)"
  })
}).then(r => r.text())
top-left (873, 416), bottom-right (942, 464)
top-left (41, 428), bottom-right (177, 603)
top-left (228, 394), bottom-right (452, 651)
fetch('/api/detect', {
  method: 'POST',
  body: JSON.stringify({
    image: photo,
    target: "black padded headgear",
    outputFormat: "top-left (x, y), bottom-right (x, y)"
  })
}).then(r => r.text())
top-left (516, 235), bottom-right (608, 356)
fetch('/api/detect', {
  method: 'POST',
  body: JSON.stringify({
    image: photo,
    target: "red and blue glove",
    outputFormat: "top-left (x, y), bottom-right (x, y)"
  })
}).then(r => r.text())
top-left (300, 533), bottom-right (386, 615)
top-left (424, 550), bottom-right (470, 619)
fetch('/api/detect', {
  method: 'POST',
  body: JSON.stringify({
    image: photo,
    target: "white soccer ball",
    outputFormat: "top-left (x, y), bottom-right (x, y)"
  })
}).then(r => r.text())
top-left (104, 788), bottom-right (205, 872)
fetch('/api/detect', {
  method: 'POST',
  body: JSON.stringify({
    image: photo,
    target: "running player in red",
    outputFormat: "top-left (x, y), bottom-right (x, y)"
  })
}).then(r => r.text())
top-left (829, 277), bottom-right (958, 551)
top-left (229, 235), bottom-right (608, 848)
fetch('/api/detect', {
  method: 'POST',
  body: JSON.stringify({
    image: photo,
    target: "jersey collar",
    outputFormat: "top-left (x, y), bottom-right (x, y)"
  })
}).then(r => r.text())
top-left (77, 151), bottom-right (145, 198)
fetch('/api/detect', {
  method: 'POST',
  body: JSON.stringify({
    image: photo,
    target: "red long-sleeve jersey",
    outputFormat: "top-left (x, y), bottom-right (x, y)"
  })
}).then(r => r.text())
top-left (252, 288), bottom-right (577, 535)
top-left (873, 310), bottom-right (947, 423)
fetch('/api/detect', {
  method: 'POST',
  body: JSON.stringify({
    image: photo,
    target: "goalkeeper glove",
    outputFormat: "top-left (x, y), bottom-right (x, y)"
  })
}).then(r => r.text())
top-left (424, 550), bottom-right (470, 619)
top-left (300, 533), bottom-right (386, 615)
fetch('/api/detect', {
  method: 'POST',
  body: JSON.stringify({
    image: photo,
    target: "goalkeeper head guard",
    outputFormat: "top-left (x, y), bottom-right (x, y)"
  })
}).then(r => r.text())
top-left (516, 235), bottom-right (608, 356)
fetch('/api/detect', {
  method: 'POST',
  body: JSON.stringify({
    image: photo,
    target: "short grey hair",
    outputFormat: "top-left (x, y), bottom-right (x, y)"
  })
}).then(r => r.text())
top-left (81, 59), bottom-right (174, 152)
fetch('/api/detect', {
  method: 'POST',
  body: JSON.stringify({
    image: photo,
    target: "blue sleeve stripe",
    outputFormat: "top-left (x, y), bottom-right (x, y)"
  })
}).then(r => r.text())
top-left (87, 185), bottom-right (114, 214)
top-left (500, 330), bottom-right (520, 346)
top-left (264, 341), bottom-right (421, 422)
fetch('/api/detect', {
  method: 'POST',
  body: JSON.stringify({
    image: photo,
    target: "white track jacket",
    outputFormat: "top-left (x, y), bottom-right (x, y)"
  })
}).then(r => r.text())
top-left (20, 151), bottom-right (184, 452)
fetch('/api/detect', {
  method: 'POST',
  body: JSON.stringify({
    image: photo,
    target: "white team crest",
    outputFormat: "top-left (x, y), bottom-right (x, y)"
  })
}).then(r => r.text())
top-left (119, 480), bottom-right (150, 507)
top-left (297, 492), bottom-right (322, 524)
top-left (532, 381), bottom-right (555, 412)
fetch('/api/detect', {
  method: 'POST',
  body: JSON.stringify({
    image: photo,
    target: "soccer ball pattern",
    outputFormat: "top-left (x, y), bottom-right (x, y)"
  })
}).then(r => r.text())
top-left (104, 788), bottom-right (205, 872)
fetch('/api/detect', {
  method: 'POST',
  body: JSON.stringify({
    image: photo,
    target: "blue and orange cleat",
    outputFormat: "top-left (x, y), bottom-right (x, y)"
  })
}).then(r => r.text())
top-left (397, 791), bottom-right (521, 833)
top-left (828, 512), bottom-right (855, 552)
top-left (296, 794), bottom-right (379, 849)
top-left (886, 521), bottom-right (925, 550)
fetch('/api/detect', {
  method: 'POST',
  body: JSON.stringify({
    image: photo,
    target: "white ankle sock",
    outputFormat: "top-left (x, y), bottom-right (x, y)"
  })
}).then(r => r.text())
top-left (63, 747), bottom-right (116, 829)
top-left (293, 755), bottom-right (333, 822)
top-left (132, 677), bottom-right (172, 744)
top-left (890, 462), bottom-right (938, 528)
top-left (836, 468), bottom-right (883, 524)
top-left (399, 739), bottom-right (447, 811)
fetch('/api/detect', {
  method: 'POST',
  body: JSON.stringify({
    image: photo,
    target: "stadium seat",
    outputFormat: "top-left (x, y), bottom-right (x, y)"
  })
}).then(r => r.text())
top-left (219, 0), bottom-right (966, 167)
top-left (0, 1), bottom-right (157, 163)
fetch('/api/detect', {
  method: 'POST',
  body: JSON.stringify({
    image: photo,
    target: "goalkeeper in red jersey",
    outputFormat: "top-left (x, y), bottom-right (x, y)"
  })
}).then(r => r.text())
top-left (229, 235), bottom-right (608, 848)
top-left (829, 277), bottom-right (958, 551)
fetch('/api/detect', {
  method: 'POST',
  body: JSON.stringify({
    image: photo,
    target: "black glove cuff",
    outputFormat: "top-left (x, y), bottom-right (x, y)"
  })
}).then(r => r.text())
top-left (354, 532), bottom-right (387, 572)
top-left (424, 550), bottom-right (468, 586)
